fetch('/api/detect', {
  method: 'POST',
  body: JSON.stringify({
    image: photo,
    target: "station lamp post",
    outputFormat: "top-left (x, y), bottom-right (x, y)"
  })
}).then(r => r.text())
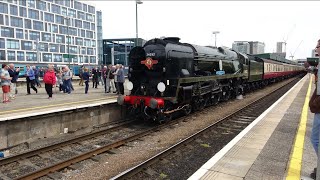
top-left (136, 0), bottom-right (143, 47)
top-left (212, 31), bottom-right (220, 47)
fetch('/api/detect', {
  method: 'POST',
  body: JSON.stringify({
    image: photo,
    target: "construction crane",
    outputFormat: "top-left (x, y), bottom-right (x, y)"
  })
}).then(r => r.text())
top-left (282, 24), bottom-right (296, 53)
top-left (289, 40), bottom-right (303, 60)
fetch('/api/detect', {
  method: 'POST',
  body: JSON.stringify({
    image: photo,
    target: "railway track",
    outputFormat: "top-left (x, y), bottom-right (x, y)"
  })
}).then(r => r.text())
top-left (111, 77), bottom-right (302, 179)
top-left (0, 76), bottom-right (301, 180)
top-left (0, 120), bottom-right (139, 179)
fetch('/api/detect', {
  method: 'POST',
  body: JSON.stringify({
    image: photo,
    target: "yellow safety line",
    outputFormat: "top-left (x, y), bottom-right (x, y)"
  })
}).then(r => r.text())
top-left (0, 97), bottom-right (116, 115)
top-left (286, 77), bottom-right (312, 180)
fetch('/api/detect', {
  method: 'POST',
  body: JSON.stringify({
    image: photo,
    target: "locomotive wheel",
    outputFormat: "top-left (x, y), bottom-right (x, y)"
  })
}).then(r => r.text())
top-left (211, 93), bottom-right (221, 105)
top-left (183, 104), bottom-right (192, 115)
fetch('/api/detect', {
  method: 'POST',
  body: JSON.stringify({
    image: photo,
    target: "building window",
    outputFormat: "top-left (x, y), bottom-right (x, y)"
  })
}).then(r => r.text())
top-left (69, 9), bottom-right (76, 18)
top-left (33, 20), bottom-right (43, 31)
top-left (91, 40), bottom-right (96, 47)
top-left (61, 7), bottom-right (67, 16)
top-left (64, 0), bottom-right (70, 7)
top-left (86, 31), bottom-right (93, 38)
top-left (16, 29), bottom-right (23, 39)
top-left (59, 25), bottom-right (67, 35)
top-left (88, 5), bottom-right (95, 14)
top-left (70, 46), bottom-right (77, 54)
top-left (28, 9), bottom-right (39, 20)
top-left (27, 0), bottom-right (35, 8)
top-left (39, 43), bottom-right (48, 51)
top-left (24, 30), bottom-right (28, 40)
top-left (0, 3), bottom-right (8, 14)
top-left (87, 48), bottom-right (93, 55)
top-left (51, 4), bottom-right (60, 14)
top-left (86, 14), bottom-right (93, 22)
top-left (53, 54), bottom-right (62, 62)
top-left (10, 5), bottom-right (18, 16)
top-left (29, 31), bottom-right (40, 41)
top-left (84, 39), bottom-right (91, 47)
top-left (0, 14), bottom-right (3, 25)
top-left (55, 15), bottom-right (64, 25)
top-left (7, 51), bottom-right (15, 61)
top-left (91, 23), bottom-right (95, 31)
top-left (52, 24), bottom-right (58, 33)
top-left (1, 27), bottom-right (14, 38)
top-left (17, 51), bottom-right (24, 61)
top-left (0, 50), bottom-right (6, 60)
top-left (60, 45), bottom-right (65, 53)
top-left (41, 32), bottom-right (51, 42)
top-left (26, 52), bottom-right (37, 61)
top-left (69, 27), bottom-right (77, 36)
top-left (83, 21), bottom-right (90, 30)
top-left (74, 1), bottom-right (82, 10)
top-left (21, 40), bottom-right (33, 50)
top-left (11, 16), bottom-right (23, 28)
top-left (0, 38), bottom-right (5, 48)
top-left (50, 44), bottom-right (59, 52)
top-left (90, 56), bottom-right (96, 64)
top-left (7, 39), bottom-right (20, 49)
top-left (36, 0), bottom-right (46, 11)
top-left (56, 35), bottom-right (65, 43)
top-left (44, 13), bottom-right (54, 23)
top-left (77, 11), bottom-right (85, 20)
top-left (19, 1), bottom-right (26, 6)
top-left (75, 19), bottom-right (82, 28)
top-left (76, 38), bottom-right (83, 46)
top-left (42, 53), bottom-right (52, 62)
top-left (19, 7), bottom-right (27, 17)
top-left (81, 29), bottom-right (85, 38)
top-left (25, 19), bottom-right (32, 29)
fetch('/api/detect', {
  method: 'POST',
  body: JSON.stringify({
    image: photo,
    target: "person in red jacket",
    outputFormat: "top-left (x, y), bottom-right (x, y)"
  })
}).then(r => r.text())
top-left (43, 64), bottom-right (56, 99)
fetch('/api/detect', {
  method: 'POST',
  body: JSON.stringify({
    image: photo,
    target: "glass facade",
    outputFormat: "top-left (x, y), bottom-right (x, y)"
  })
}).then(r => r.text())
top-left (102, 38), bottom-right (146, 66)
top-left (0, 0), bottom-right (98, 65)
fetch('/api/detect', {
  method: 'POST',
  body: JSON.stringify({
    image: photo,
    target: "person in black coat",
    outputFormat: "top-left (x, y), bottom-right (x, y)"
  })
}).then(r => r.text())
top-left (92, 67), bottom-right (99, 88)
top-left (8, 63), bottom-right (20, 99)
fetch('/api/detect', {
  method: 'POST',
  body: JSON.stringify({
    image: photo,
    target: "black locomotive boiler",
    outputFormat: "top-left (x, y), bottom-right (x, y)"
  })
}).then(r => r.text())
top-left (117, 37), bottom-right (304, 122)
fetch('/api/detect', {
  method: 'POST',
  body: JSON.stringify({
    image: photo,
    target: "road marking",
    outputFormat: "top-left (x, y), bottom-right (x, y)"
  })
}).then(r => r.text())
top-left (0, 97), bottom-right (116, 115)
top-left (286, 77), bottom-right (312, 180)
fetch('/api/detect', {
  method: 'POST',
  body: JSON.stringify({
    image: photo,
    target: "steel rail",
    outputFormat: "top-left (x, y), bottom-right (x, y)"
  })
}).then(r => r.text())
top-left (111, 77), bottom-right (300, 179)
top-left (15, 112), bottom-right (189, 179)
top-left (0, 120), bottom-right (135, 167)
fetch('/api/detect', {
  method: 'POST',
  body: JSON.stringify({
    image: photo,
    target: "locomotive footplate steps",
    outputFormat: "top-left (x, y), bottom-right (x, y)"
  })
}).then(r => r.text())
top-left (189, 74), bottom-right (316, 179)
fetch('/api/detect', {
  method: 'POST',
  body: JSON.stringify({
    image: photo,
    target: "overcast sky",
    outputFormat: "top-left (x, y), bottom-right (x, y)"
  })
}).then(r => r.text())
top-left (85, 1), bottom-right (320, 60)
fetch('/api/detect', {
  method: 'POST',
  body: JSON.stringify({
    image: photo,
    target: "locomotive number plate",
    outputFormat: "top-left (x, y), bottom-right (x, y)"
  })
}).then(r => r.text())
top-left (146, 53), bottom-right (155, 56)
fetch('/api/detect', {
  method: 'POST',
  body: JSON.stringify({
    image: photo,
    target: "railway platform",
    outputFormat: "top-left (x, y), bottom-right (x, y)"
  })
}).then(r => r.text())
top-left (0, 81), bottom-right (119, 121)
top-left (189, 75), bottom-right (317, 180)
top-left (0, 81), bottom-right (129, 150)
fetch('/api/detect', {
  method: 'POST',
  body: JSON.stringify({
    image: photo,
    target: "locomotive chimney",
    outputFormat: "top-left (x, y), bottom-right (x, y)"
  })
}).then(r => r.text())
top-left (163, 37), bottom-right (180, 43)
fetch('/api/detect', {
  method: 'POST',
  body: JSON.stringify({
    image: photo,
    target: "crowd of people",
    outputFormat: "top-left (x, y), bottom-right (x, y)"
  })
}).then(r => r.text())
top-left (0, 63), bottom-right (126, 103)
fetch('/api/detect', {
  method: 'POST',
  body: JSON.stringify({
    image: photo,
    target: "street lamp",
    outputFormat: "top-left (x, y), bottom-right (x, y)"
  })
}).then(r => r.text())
top-left (135, 0), bottom-right (143, 47)
top-left (212, 31), bottom-right (220, 47)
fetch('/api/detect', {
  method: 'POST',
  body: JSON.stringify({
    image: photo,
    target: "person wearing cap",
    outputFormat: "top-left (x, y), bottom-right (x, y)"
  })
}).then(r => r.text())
top-left (0, 64), bottom-right (12, 103)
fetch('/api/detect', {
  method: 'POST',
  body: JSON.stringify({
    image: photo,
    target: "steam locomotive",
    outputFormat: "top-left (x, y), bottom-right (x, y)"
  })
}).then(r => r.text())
top-left (117, 37), bottom-right (305, 122)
